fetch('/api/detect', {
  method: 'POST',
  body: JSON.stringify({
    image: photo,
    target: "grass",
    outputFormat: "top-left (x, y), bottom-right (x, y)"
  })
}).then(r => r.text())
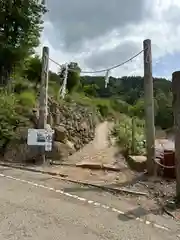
top-left (0, 78), bottom-right (147, 156)
top-left (65, 92), bottom-right (120, 118)
top-left (0, 91), bottom-right (29, 149)
top-left (17, 90), bottom-right (37, 108)
top-left (112, 114), bottom-right (146, 155)
top-left (47, 81), bottom-right (131, 119)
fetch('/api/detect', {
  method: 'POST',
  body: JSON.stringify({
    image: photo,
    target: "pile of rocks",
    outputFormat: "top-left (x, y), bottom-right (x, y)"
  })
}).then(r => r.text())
top-left (3, 98), bottom-right (98, 163)
top-left (48, 98), bottom-right (97, 151)
top-left (47, 99), bottom-right (99, 162)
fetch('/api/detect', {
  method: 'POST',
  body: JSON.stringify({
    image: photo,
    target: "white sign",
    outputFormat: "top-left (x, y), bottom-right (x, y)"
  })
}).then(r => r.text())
top-left (27, 129), bottom-right (54, 151)
top-left (45, 142), bottom-right (52, 151)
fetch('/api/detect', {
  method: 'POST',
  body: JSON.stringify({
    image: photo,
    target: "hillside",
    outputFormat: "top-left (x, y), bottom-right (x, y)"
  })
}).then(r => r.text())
top-left (81, 76), bottom-right (171, 101)
top-left (0, 67), bottom-right (173, 164)
top-left (80, 75), bottom-right (173, 129)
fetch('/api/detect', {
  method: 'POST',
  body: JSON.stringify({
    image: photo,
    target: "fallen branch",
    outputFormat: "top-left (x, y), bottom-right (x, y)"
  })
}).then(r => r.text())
top-left (53, 175), bottom-right (149, 196)
top-left (75, 162), bottom-right (124, 172)
top-left (162, 206), bottom-right (176, 219)
top-left (51, 161), bottom-right (125, 172)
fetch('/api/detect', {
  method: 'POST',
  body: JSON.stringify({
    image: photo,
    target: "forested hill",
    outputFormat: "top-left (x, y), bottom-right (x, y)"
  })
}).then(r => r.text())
top-left (80, 76), bottom-right (171, 104)
top-left (80, 75), bottom-right (173, 129)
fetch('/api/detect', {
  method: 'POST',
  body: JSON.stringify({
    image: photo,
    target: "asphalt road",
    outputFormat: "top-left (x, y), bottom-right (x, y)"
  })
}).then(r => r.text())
top-left (0, 167), bottom-right (179, 240)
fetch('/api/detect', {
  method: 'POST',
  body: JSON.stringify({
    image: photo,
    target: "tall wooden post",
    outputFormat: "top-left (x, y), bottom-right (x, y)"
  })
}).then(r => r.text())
top-left (131, 117), bottom-right (135, 154)
top-left (38, 46), bottom-right (49, 164)
top-left (172, 71), bottom-right (180, 200)
top-left (143, 39), bottom-right (155, 175)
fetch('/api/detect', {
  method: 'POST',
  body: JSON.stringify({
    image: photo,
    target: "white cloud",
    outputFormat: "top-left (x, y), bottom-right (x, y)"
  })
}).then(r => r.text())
top-left (39, 0), bottom-right (180, 77)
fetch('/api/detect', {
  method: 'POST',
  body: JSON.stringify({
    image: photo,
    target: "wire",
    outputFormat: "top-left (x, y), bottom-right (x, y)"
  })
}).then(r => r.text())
top-left (49, 49), bottom-right (144, 74)
top-left (154, 158), bottom-right (175, 169)
top-left (153, 141), bottom-right (175, 168)
top-left (49, 58), bottom-right (62, 68)
top-left (81, 49), bottom-right (144, 74)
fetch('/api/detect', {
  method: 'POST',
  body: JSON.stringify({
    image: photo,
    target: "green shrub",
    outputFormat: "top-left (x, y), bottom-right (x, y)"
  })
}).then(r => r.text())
top-left (64, 92), bottom-right (116, 118)
top-left (110, 98), bottom-right (130, 115)
top-left (97, 104), bottom-right (109, 117)
top-left (112, 115), bottom-right (145, 155)
top-left (48, 81), bottom-right (60, 100)
top-left (14, 78), bottom-right (32, 94)
top-left (83, 84), bottom-right (99, 97)
top-left (0, 93), bottom-right (23, 148)
top-left (17, 91), bottom-right (36, 108)
top-left (64, 95), bottom-right (72, 103)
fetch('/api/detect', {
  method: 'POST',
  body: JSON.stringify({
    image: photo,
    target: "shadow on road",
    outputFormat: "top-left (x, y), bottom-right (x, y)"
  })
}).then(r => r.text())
top-left (118, 207), bottom-right (160, 222)
top-left (63, 186), bottom-right (104, 193)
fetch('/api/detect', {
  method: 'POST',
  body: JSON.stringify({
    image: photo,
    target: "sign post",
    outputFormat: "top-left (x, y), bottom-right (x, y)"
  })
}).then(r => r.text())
top-left (27, 129), bottom-right (54, 152)
top-left (38, 46), bottom-right (49, 163)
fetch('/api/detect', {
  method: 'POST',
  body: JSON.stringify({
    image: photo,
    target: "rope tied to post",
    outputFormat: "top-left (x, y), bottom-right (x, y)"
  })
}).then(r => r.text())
top-left (49, 48), bottom-right (145, 93)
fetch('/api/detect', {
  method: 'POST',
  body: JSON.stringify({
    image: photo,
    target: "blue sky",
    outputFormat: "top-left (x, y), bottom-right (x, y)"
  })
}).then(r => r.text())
top-left (153, 53), bottom-right (180, 80)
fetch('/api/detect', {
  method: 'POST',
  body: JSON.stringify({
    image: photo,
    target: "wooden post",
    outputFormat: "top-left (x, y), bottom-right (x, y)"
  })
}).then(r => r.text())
top-left (47, 113), bottom-right (53, 126)
top-left (38, 46), bottom-right (49, 164)
top-left (172, 71), bottom-right (180, 200)
top-left (55, 108), bottom-right (61, 125)
top-left (143, 39), bottom-right (155, 175)
top-left (131, 117), bottom-right (135, 154)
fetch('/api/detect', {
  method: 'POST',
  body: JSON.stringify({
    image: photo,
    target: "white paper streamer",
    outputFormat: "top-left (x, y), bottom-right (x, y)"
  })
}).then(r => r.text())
top-left (60, 63), bottom-right (68, 99)
top-left (105, 70), bottom-right (110, 88)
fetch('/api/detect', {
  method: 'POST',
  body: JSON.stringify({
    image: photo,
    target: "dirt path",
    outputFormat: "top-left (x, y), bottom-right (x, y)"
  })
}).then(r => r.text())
top-left (67, 121), bottom-right (114, 164)
top-left (48, 121), bottom-right (135, 185)
top-left (92, 121), bottom-right (111, 149)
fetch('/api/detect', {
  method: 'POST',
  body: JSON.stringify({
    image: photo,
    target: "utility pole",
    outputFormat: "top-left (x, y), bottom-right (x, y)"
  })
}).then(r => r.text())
top-left (172, 71), bottom-right (180, 200)
top-left (143, 39), bottom-right (155, 175)
top-left (38, 46), bottom-right (49, 164)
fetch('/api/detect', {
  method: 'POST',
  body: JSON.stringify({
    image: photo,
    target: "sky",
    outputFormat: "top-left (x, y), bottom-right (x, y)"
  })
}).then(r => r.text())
top-left (38, 0), bottom-right (180, 79)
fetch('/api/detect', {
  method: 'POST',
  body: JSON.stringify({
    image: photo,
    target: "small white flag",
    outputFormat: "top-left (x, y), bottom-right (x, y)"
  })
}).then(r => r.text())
top-left (105, 70), bottom-right (110, 88)
top-left (60, 63), bottom-right (68, 99)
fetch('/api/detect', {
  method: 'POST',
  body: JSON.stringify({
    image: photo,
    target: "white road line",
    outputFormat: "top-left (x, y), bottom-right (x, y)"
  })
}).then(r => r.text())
top-left (94, 202), bottom-right (101, 206)
top-left (0, 173), bottom-right (175, 234)
top-left (153, 224), bottom-right (170, 231)
top-left (101, 204), bottom-right (110, 209)
top-left (76, 197), bottom-right (87, 201)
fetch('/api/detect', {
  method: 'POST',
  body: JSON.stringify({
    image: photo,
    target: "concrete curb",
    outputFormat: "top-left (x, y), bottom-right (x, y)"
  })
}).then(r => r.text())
top-left (0, 162), bottom-right (67, 177)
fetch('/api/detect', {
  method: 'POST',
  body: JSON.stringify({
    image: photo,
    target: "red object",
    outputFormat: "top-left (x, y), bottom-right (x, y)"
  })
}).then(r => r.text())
top-left (156, 139), bottom-right (175, 179)
top-left (161, 150), bottom-right (175, 178)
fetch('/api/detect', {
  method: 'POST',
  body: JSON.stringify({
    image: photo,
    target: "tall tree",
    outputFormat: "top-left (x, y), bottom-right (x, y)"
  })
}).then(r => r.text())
top-left (23, 55), bottom-right (42, 88)
top-left (83, 84), bottom-right (99, 97)
top-left (59, 62), bottom-right (81, 93)
top-left (0, 0), bottom-right (47, 85)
